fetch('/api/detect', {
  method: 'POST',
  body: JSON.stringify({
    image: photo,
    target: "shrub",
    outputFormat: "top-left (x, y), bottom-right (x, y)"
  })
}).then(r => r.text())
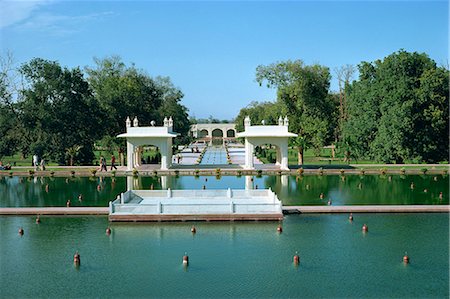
top-left (70, 170), bottom-right (76, 177)
top-left (111, 170), bottom-right (116, 177)
top-left (340, 169), bottom-right (345, 175)
top-left (8, 171), bottom-right (13, 177)
top-left (28, 170), bottom-right (35, 176)
top-left (400, 167), bottom-right (406, 175)
top-left (380, 168), bottom-right (387, 175)
top-left (90, 169), bottom-right (97, 177)
top-left (318, 167), bottom-right (324, 175)
top-left (359, 168), bottom-right (365, 175)
top-left (132, 169), bottom-right (139, 177)
top-left (236, 170), bottom-right (242, 177)
top-left (420, 168), bottom-right (428, 175)
top-left (152, 170), bottom-right (158, 177)
top-left (50, 171), bottom-right (55, 177)
top-left (297, 168), bottom-right (304, 175)
top-left (215, 168), bottom-right (221, 174)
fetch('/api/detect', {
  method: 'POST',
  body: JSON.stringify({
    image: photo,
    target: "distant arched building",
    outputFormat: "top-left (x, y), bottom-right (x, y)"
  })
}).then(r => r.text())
top-left (190, 123), bottom-right (237, 141)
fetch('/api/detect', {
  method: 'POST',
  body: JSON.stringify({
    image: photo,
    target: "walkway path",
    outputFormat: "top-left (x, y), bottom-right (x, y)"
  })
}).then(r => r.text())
top-left (1, 205), bottom-right (448, 216)
top-left (284, 205), bottom-right (450, 213)
top-left (0, 207), bottom-right (109, 215)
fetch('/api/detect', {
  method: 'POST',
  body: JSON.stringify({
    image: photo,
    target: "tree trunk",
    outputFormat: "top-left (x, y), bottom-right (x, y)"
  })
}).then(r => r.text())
top-left (70, 156), bottom-right (74, 166)
top-left (297, 146), bottom-right (304, 165)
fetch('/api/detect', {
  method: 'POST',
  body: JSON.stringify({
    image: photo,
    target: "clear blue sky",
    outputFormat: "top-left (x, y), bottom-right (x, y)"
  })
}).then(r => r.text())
top-left (1, 0), bottom-right (448, 120)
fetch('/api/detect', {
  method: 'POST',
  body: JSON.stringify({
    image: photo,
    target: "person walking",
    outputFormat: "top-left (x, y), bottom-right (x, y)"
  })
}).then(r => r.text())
top-left (40, 158), bottom-right (46, 171)
top-left (110, 155), bottom-right (117, 170)
top-left (33, 154), bottom-right (39, 171)
top-left (100, 156), bottom-right (107, 172)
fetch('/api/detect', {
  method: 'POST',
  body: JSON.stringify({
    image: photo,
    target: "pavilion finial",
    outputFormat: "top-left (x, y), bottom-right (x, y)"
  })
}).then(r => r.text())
top-left (278, 116), bottom-right (283, 126)
top-left (244, 116), bottom-right (251, 127)
top-left (163, 117), bottom-right (169, 127)
top-left (283, 116), bottom-right (289, 127)
top-left (133, 117), bottom-right (139, 127)
top-left (126, 116), bottom-right (131, 128)
top-left (168, 116), bottom-right (173, 130)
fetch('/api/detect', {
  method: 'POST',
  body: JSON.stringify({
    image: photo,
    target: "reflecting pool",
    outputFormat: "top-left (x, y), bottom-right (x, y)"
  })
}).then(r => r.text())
top-left (200, 146), bottom-right (228, 165)
top-left (1, 214), bottom-right (448, 298)
top-left (0, 174), bottom-right (448, 207)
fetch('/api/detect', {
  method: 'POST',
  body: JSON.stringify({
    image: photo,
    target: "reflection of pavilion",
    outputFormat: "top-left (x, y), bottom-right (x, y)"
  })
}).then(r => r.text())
top-left (117, 117), bottom-right (179, 171)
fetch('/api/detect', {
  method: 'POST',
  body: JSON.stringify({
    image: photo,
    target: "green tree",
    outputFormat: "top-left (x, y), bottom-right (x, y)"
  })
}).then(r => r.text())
top-left (155, 76), bottom-right (191, 144)
top-left (234, 101), bottom-right (283, 132)
top-left (86, 56), bottom-right (162, 137)
top-left (255, 60), bottom-right (335, 163)
top-left (343, 50), bottom-right (449, 163)
top-left (18, 58), bottom-right (104, 164)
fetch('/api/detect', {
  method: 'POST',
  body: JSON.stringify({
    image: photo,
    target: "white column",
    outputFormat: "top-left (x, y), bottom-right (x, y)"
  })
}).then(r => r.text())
top-left (126, 176), bottom-right (133, 191)
top-left (244, 138), bottom-right (254, 169)
top-left (160, 175), bottom-right (168, 189)
top-left (126, 141), bottom-right (134, 171)
top-left (275, 145), bottom-right (282, 166)
top-left (245, 175), bottom-right (254, 190)
top-left (167, 138), bottom-right (173, 168)
top-left (160, 139), bottom-right (168, 170)
top-left (280, 139), bottom-right (289, 170)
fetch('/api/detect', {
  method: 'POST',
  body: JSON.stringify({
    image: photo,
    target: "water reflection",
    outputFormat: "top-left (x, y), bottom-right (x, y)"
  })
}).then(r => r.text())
top-left (0, 174), bottom-right (448, 207)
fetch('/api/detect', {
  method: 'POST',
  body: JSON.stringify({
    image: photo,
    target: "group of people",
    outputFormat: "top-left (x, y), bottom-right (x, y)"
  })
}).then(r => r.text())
top-left (99, 155), bottom-right (117, 172)
top-left (0, 161), bottom-right (11, 170)
top-left (32, 155), bottom-right (46, 171)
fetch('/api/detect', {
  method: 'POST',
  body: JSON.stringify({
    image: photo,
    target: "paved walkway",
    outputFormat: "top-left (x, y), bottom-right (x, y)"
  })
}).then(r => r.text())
top-left (284, 205), bottom-right (450, 213)
top-left (1, 205), bottom-right (448, 216)
top-left (0, 207), bottom-right (109, 215)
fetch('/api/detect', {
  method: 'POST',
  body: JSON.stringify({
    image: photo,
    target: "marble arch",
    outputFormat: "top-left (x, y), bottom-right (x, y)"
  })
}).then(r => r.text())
top-left (190, 123), bottom-right (236, 139)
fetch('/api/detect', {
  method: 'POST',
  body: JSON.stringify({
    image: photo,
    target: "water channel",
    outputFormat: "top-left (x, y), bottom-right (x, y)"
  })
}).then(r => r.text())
top-left (1, 174), bottom-right (448, 207)
top-left (199, 146), bottom-right (228, 165)
top-left (1, 174), bottom-right (448, 297)
top-left (1, 213), bottom-right (448, 298)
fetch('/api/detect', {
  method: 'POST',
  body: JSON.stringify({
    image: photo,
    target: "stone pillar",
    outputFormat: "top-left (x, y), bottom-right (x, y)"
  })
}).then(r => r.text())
top-left (160, 139), bottom-right (169, 170)
top-left (275, 146), bottom-right (282, 166)
top-left (244, 138), bottom-right (254, 169)
top-left (280, 139), bottom-right (289, 170)
top-left (126, 141), bottom-right (134, 171)
top-left (245, 175), bottom-right (254, 190)
top-left (126, 176), bottom-right (133, 191)
top-left (160, 175), bottom-right (168, 189)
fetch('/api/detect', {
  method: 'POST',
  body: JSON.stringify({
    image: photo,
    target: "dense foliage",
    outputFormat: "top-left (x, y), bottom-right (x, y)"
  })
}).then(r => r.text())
top-left (236, 51), bottom-right (448, 164)
top-left (240, 60), bottom-right (338, 163)
top-left (343, 50), bottom-right (449, 163)
top-left (0, 56), bottom-right (190, 164)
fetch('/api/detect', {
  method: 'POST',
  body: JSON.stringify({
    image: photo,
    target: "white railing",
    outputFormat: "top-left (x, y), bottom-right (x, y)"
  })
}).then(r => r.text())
top-left (110, 189), bottom-right (282, 216)
top-left (124, 189), bottom-right (273, 199)
top-left (112, 202), bottom-right (281, 215)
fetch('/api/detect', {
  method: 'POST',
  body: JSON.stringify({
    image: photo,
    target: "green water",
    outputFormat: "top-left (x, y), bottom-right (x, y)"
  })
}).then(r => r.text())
top-left (0, 175), bottom-right (448, 207)
top-left (0, 214), bottom-right (448, 298)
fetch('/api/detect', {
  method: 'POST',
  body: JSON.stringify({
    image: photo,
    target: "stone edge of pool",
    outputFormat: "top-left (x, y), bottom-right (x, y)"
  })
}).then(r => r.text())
top-left (0, 205), bottom-right (448, 221)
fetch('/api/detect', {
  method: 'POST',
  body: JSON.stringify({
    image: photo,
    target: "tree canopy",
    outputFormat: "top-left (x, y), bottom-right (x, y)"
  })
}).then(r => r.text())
top-left (0, 56), bottom-right (191, 164)
top-left (253, 60), bottom-right (337, 160)
top-left (343, 50), bottom-right (449, 163)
